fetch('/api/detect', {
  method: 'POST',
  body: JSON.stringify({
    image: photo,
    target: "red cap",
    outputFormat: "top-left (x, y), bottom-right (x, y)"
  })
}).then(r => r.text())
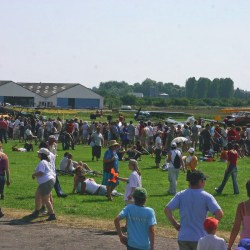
top-left (204, 217), bottom-right (219, 231)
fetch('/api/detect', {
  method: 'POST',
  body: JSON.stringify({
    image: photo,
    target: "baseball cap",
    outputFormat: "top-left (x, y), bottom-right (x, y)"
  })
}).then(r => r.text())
top-left (204, 217), bottom-right (219, 231)
top-left (188, 148), bottom-right (195, 154)
top-left (37, 148), bottom-right (50, 156)
top-left (133, 187), bottom-right (147, 199)
top-left (48, 135), bottom-right (56, 139)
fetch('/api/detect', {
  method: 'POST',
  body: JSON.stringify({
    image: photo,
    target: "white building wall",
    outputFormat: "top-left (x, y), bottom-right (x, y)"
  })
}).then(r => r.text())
top-left (56, 84), bottom-right (100, 98)
top-left (55, 84), bottom-right (104, 108)
top-left (0, 82), bottom-right (104, 108)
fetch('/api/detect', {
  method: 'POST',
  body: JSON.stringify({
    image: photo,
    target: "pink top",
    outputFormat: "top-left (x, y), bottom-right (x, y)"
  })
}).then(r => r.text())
top-left (240, 202), bottom-right (250, 239)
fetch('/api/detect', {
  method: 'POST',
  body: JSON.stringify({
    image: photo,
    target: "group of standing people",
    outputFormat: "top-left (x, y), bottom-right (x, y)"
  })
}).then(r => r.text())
top-left (113, 170), bottom-right (250, 250)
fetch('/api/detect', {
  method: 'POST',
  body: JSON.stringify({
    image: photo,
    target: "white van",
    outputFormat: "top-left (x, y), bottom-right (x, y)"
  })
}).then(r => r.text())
top-left (121, 105), bottom-right (132, 110)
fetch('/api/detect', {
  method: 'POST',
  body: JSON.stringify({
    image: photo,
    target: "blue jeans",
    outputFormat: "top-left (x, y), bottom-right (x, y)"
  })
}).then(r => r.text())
top-left (54, 175), bottom-right (64, 196)
top-left (0, 176), bottom-right (5, 193)
top-left (217, 166), bottom-right (239, 194)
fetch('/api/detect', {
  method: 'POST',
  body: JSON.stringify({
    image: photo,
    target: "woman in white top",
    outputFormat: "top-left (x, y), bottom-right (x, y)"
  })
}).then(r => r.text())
top-left (30, 148), bottom-right (56, 221)
top-left (119, 159), bottom-right (142, 204)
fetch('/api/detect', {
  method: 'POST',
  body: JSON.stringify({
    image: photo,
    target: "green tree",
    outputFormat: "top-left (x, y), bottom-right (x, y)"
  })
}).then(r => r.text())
top-left (185, 77), bottom-right (197, 98)
top-left (197, 77), bottom-right (210, 98)
top-left (120, 95), bottom-right (137, 105)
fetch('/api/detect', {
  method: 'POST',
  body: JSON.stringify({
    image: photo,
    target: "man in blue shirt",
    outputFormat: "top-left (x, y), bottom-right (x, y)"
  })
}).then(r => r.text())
top-left (114, 187), bottom-right (157, 250)
top-left (164, 170), bottom-right (223, 250)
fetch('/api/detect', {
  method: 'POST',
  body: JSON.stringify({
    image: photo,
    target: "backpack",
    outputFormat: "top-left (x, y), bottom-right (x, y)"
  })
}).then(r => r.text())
top-left (173, 151), bottom-right (181, 169)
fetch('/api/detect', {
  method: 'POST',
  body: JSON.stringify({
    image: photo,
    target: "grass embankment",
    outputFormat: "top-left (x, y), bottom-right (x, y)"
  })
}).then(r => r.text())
top-left (1, 141), bottom-right (250, 240)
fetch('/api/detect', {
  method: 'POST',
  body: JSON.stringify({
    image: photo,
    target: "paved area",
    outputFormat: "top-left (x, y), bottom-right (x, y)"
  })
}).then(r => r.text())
top-left (0, 216), bottom-right (178, 250)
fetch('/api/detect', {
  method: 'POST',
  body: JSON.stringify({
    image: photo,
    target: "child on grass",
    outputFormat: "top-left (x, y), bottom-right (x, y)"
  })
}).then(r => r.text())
top-left (118, 159), bottom-right (142, 204)
top-left (114, 187), bottom-right (156, 250)
top-left (197, 217), bottom-right (227, 250)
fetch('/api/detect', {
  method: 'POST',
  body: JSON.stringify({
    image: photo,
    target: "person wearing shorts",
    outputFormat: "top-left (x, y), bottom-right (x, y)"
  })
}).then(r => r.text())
top-left (30, 148), bottom-right (56, 221)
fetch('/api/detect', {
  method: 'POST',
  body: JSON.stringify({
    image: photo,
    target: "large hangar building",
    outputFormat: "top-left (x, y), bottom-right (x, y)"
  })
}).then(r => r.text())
top-left (0, 81), bottom-right (103, 109)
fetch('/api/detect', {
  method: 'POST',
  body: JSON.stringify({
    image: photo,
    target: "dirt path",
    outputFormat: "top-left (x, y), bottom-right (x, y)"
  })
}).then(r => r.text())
top-left (0, 216), bottom-right (178, 250)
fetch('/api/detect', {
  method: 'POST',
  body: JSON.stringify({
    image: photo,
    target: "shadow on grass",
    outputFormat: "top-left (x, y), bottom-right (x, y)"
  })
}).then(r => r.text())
top-left (15, 196), bottom-right (34, 200)
top-left (0, 215), bottom-right (48, 226)
top-left (149, 194), bottom-right (168, 197)
top-left (80, 198), bottom-right (112, 203)
top-left (142, 166), bottom-right (158, 170)
top-left (213, 193), bottom-right (230, 197)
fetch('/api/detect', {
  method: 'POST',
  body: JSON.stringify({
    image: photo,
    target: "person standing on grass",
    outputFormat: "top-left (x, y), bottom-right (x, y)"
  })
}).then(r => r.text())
top-left (30, 148), bottom-right (56, 221)
top-left (118, 159), bottom-right (142, 205)
top-left (0, 150), bottom-right (10, 217)
top-left (91, 126), bottom-right (104, 161)
top-left (114, 187), bottom-right (157, 250)
top-left (154, 131), bottom-right (163, 168)
top-left (183, 147), bottom-right (198, 181)
top-left (0, 117), bottom-right (8, 144)
top-left (102, 140), bottom-right (120, 201)
top-left (39, 141), bottom-right (67, 198)
top-left (228, 180), bottom-right (250, 250)
top-left (215, 142), bottom-right (239, 195)
top-left (164, 170), bottom-right (223, 250)
top-left (200, 124), bottom-right (212, 156)
top-left (167, 142), bottom-right (184, 195)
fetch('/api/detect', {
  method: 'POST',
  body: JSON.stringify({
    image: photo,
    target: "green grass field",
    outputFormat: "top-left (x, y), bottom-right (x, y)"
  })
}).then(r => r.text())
top-left (1, 140), bottom-right (250, 233)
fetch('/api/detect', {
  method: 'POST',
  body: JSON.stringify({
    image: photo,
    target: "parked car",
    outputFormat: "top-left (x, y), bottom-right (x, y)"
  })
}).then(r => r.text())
top-left (121, 105), bottom-right (132, 110)
top-left (224, 111), bottom-right (250, 126)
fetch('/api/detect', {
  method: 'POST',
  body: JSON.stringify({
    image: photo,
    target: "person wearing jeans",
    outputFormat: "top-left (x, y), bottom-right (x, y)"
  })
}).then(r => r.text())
top-left (167, 142), bottom-right (184, 195)
top-left (215, 142), bottom-right (239, 195)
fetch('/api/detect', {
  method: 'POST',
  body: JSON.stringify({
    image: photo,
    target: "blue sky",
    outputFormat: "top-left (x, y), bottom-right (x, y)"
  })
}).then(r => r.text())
top-left (1, 0), bottom-right (249, 90)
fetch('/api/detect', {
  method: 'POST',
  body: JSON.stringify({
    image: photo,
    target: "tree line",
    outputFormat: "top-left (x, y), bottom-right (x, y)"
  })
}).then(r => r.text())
top-left (92, 77), bottom-right (250, 108)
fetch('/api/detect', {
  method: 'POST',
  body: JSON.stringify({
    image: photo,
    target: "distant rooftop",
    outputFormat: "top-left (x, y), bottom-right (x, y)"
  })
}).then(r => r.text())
top-left (17, 82), bottom-right (79, 98)
top-left (0, 80), bottom-right (13, 86)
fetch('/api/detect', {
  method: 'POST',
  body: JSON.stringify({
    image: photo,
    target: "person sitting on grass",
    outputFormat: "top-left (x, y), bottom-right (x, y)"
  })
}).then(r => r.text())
top-left (126, 145), bottom-right (142, 161)
top-left (59, 152), bottom-right (93, 173)
top-left (25, 125), bottom-right (37, 145)
top-left (197, 217), bottom-right (227, 250)
top-left (59, 152), bottom-right (76, 172)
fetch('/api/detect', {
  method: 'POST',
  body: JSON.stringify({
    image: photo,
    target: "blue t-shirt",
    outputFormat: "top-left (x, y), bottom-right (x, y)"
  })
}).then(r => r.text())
top-left (166, 188), bottom-right (221, 241)
top-left (103, 149), bottom-right (119, 172)
top-left (119, 204), bottom-right (157, 250)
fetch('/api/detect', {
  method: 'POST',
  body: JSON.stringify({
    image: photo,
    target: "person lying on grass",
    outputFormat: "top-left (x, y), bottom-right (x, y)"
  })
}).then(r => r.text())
top-left (72, 166), bottom-right (121, 196)
top-left (12, 143), bottom-right (34, 152)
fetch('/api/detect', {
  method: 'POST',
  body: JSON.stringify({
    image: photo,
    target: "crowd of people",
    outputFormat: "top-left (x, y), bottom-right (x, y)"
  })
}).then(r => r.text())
top-left (0, 112), bottom-right (250, 249)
